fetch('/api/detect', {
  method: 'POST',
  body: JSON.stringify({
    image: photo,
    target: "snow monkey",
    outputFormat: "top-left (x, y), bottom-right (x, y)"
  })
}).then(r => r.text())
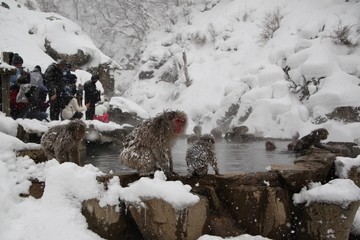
top-left (265, 140), bottom-right (276, 151)
top-left (186, 134), bottom-right (220, 176)
top-left (287, 131), bottom-right (300, 151)
top-left (119, 110), bottom-right (187, 176)
top-left (293, 128), bottom-right (329, 152)
top-left (41, 119), bottom-right (86, 165)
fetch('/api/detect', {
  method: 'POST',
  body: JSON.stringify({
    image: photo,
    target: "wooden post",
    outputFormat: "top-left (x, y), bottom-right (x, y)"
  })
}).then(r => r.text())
top-left (182, 51), bottom-right (191, 87)
top-left (1, 52), bottom-right (16, 116)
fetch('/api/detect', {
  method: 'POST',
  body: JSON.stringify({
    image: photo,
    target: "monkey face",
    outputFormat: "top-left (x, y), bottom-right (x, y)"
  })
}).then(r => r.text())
top-left (320, 129), bottom-right (329, 140)
top-left (313, 128), bottom-right (329, 140)
top-left (174, 116), bottom-right (186, 135)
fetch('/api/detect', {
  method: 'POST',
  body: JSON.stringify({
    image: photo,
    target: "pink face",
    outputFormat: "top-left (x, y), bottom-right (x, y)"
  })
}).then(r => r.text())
top-left (174, 117), bottom-right (186, 134)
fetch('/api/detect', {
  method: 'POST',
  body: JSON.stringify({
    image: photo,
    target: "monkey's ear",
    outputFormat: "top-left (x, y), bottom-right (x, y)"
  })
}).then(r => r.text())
top-left (165, 111), bottom-right (176, 120)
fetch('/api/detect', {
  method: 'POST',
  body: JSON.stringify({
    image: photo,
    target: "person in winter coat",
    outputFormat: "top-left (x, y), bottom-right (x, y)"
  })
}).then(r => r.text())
top-left (23, 86), bottom-right (49, 121)
top-left (84, 75), bottom-right (101, 120)
top-left (61, 89), bottom-right (90, 120)
top-left (9, 54), bottom-right (28, 87)
top-left (44, 59), bottom-right (66, 120)
top-left (10, 83), bottom-right (29, 119)
top-left (9, 54), bottom-right (30, 119)
top-left (30, 65), bottom-right (47, 91)
top-left (29, 65), bottom-right (49, 113)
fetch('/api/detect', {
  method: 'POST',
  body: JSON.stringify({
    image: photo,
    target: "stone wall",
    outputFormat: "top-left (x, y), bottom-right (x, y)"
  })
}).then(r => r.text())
top-left (21, 143), bottom-right (360, 239)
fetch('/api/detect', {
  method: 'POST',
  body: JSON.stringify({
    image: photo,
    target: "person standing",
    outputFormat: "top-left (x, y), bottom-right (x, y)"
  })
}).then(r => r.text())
top-left (29, 65), bottom-right (47, 91)
top-left (9, 53), bottom-right (28, 87)
top-left (9, 53), bottom-right (30, 119)
top-left (84, 75), bottom-right (101, 120)
top-left (29, 65), bottom-right (49, 113)
top-left (44, 59), bottom-right (66, 120)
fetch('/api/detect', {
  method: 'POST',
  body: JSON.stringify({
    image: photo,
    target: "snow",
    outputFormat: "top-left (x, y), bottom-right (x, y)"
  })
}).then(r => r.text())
top-left (1, 0), bottom-right (360, 239)
top-left (198, 234), bottom-right (271, 240)
top-left (293, 179), bottom-right (360, 208)
top-left (119, 171), bottom-right (199, 211)
top-left (335, 155), bottom-right (360, 179)
top-left (109, 96), bottom-right (150, 119)
top-left (0, 116), bottom-right (201, 240)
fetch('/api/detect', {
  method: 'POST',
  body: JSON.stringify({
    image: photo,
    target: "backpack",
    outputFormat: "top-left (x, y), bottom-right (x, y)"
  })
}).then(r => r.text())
top-left (59, 95), bottom-right (73, 109)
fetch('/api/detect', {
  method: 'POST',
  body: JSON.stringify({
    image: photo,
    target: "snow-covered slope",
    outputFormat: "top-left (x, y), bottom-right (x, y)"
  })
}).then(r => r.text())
top-left (0, 0), bottom-right (113, 85)
top-left (117, 0), bottom-right (360, 141)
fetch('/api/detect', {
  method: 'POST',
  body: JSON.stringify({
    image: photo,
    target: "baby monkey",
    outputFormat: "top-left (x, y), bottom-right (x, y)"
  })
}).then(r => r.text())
top-left (186, 134), bottom-right (220, 176)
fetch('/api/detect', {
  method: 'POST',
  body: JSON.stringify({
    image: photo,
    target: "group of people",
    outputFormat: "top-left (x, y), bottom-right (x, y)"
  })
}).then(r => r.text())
top-left (4, 53), bottom-right (101, 121)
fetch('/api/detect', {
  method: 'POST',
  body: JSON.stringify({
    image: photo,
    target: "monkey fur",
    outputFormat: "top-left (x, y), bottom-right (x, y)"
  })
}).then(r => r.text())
top-left (41, 119), bottom-right (86, 165)
top-left (119, 110), bottom-right (187, 176)
top-left (186, 134), bottom-right (220, 176)
top-left (187, 125), bottom-right (202, 144)
top-left (265, 140), bottom-right (276, 151)
top-left (293, 128), bottom-right (329, 152)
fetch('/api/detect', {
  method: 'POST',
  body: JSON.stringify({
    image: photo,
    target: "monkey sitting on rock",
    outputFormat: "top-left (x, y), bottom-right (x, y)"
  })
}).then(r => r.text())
top-left (41, 119), bottom-right (86, 165)
top-left (293, 128), bottom-right (329, 152)
top-left (119, 110), bottom-right (187, 177)
top-left (186, 134), bottom-right (220, 176)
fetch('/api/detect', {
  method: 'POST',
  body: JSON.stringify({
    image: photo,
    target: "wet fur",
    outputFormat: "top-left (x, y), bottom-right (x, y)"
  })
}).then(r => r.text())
top-left (293, 128), bottom-right (328, 152)
top-left (41, 119), bottom-right (86, 165)
top-left (119, 110), bottom-right (187, 176)
top-left (186, 134), bottom-right (219, 176)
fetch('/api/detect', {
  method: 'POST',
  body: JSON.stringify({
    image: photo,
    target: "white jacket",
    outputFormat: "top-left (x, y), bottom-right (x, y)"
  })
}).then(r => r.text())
top-left (61, 98), bottom-right (87, 120)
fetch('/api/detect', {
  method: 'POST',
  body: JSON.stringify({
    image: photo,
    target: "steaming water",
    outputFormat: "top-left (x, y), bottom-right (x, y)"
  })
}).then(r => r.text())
top-left (83, 138), bottom-right (296, 175)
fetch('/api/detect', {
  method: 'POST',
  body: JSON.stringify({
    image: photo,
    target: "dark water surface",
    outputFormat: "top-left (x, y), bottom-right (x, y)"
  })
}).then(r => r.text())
top-left (83, 138), bottom-right (296, 175)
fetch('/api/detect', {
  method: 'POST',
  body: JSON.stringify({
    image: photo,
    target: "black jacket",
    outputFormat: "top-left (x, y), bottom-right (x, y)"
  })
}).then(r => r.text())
top-left (84, 80), bottom-right (100, 104)
top-left (44, 63), bottom-right (64, 97)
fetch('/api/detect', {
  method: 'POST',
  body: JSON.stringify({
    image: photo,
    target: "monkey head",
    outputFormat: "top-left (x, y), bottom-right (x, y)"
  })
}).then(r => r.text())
top-left (265, 140), bottom-right (276, 151)
top-left (67, 119), bottom-right (86, 141)
top-left (232, 125), bottom-right (249, 135)
top-left (199, 134), bottom-right (215, 144)
top-left (193, 125), bottom-right (202, 135)
top-left (164, 110), bottom-right (187, 135)
top-left (311, 128), bottom-right (329, 141)
top-left (210, 128), bottom-right (222, 139)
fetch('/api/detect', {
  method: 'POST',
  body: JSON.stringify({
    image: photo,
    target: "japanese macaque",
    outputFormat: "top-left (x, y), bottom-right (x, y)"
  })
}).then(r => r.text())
top-left (186, 134), bottom-right (220, 176)
top-left (119, 110), bottom-right (187, 176)
top-left (41, 119), bottom-right (86, 165)
top-left (193, 125), bottom-right (202, 135)
top-left (293, 128), bottom-right (329, 152)
top-left (287, 131), bottom-right (300, 150)
top-left (232, 125), bottom-right (249, 135)
top-left (187, 125), bottom-right (202, 144)
top-left (265, 140), bottom-right (276, 151)
top-left (210, 127), bottom-right (223, 139)
top-left (224, 125), bottom-right (250, 142)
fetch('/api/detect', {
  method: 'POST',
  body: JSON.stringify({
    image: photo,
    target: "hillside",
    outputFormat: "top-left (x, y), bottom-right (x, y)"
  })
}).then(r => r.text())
top-left (117, 0), bottom-right (360, 141)
top-left (2, 0), bottom-right (360, 142)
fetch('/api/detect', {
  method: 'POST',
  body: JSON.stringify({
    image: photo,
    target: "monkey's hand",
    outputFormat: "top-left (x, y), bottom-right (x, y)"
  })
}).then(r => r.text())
top-left (213, 165), bottom-right (220, 176)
